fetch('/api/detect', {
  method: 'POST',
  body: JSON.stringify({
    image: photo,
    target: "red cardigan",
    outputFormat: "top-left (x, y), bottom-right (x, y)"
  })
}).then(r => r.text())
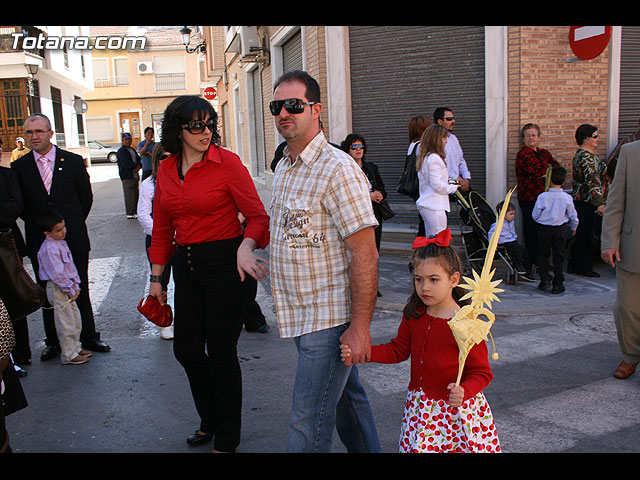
top-left (371, 309), bottom-right (493, 403)
top-left (148, 144), bottom-right (270, 265)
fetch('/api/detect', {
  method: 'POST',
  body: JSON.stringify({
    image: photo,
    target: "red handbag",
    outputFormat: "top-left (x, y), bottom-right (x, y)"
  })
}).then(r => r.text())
top-left (137, 295), bottom-right (173, 327)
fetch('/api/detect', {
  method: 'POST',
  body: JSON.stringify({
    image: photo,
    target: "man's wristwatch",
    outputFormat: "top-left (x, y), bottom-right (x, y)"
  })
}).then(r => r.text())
top-left (149, 275), bottom-right (162, 283)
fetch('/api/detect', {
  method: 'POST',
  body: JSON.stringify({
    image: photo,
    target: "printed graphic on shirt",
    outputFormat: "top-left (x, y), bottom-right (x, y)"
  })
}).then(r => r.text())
top-left (282, 201), bottom-right (326, 249)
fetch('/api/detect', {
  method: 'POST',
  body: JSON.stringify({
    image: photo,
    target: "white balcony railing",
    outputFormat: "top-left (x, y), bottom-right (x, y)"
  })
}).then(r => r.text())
top-left (155, 73), bottom-right (186, 91)
top-left (94, 76), bottom-right (129, 88)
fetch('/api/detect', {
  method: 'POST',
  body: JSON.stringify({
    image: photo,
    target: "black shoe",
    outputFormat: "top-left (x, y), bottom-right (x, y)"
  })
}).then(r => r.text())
top-left (186, 430), bottom-right (214, 445)
top-left (40, 344), bottom-right (61, 361)
top-left (551, 284), bottom-right (566, 294)
top-left (377, 290), bottom-right (382, 297)
top-left (246, 323), bottom-right (270, 333)
top-left (583, 271), bottom-right (600, 278)
top-left (14, 364), bottom-right (28, 377)
top-left (538, 279), bottom-right (551, 291)
top-left (82, 340), bottom-right (111, 353)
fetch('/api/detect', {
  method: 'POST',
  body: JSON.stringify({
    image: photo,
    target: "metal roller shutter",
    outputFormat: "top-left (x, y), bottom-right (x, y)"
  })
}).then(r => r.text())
top-left (618, 26), bottom-right (640, 140)
top-left (282, 30), bottom-right (303, 73)
top-left (348, 26), bottom-right (486, 206)
top-left (251, 68), bottom-right (266, 178)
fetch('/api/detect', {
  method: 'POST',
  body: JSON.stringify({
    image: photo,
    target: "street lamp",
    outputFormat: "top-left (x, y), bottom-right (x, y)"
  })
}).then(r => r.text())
top-left (25, 63), bottom-right (39, 77)
top-left (180, 26), bottom-right (206, 54)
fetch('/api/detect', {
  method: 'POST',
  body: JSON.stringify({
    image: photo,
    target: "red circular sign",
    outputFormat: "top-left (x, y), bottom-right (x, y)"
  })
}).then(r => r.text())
top-left (569, 26), bottom-right (612, 60)
top-left (203, 87), bottom-right (217, 100)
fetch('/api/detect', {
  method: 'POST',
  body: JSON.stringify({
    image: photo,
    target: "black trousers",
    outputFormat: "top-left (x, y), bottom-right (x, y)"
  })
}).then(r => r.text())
top-left (172, 236), bottom-right (253, 452)
top-left (501, 241), bottom-right (530, 272)
top-left (537, 223), bottom-right (571, 286)
top-left (518, 199), bottom-right (539, 266)
top-left (570, 200), bottom-right (596, 274)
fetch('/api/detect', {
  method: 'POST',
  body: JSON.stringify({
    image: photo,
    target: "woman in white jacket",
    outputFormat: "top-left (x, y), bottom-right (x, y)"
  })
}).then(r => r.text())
top-left (416, 124), bottom-right (459, 236)
top-left (138, 144), bottom-right (174, 339)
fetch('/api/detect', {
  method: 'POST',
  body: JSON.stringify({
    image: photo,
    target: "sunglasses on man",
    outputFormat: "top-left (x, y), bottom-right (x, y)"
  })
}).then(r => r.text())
top-left (269, 98), bottom-right (317, 116)
top-left (181, 118), bottom-right (216, 135)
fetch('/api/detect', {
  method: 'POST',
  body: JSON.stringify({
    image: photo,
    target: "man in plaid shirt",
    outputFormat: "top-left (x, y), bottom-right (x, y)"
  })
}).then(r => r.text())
top-left (269, 70), bottom-right (380, 453)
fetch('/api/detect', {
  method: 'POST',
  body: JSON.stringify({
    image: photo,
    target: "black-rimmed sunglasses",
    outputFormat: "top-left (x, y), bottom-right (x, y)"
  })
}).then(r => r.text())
top-left (181, 118), bottom-right (216, 134)
top-left (269, 98), bottom-right (317, 116)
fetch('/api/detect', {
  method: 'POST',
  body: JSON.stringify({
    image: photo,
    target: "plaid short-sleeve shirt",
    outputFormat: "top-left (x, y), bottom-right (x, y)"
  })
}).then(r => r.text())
top-left (270, 132), bottom-right (378, 338)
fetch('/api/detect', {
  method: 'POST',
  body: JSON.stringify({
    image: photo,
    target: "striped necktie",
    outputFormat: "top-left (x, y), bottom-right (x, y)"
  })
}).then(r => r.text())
top-left (39, 156), bottom-right (53, 194)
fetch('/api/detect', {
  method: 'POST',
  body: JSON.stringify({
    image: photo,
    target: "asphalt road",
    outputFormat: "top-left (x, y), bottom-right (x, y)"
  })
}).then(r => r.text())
top-left (5, 164), bottom-right (638, 454)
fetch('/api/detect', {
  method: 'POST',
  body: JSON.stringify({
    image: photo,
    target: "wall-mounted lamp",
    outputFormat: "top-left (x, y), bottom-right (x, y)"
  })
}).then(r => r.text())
top-left (180, 26), bottom-right (206, 54)
top-left (25, 63), bottom-right (39, 77)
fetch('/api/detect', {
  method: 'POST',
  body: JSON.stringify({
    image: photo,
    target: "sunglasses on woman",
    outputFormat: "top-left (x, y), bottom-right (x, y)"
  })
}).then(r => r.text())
top-left (269, 98), bottom-right (317, 116)
top-left (181, 118), bottom-right (216, 134)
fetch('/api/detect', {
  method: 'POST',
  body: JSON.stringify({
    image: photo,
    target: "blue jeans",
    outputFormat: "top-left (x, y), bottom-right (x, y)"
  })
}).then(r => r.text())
top-left (287, 324), bottom-right (380, 453)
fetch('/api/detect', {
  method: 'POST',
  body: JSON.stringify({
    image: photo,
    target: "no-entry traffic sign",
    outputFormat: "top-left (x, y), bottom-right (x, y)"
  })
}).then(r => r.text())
top-left (203, 87), bottom-right (217, 100)
top-left (569, 26), bottom-right (612, 60)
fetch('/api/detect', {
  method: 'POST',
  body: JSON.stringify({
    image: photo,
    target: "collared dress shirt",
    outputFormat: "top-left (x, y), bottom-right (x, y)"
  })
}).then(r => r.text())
top-left (270, 132), bottom-right (378, 338)
top-left (532, 187), bottom-right (580, 231)
top-left (35, 145), bottom-right (56, 193)
top-left (37, 236), bottom-right (80, 297)
top-left (148, 144), bottom-right (270, 266)
top-left (444, 134), bottom-right (471, 180)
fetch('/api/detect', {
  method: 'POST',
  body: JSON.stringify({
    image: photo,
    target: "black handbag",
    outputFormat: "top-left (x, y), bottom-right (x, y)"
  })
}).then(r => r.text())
top-left (0, 228), bottom-right (46, 320)
top-left (377, 199), bottom-right (395, 221)
top-left (397, 143), bottom-right (420, 200)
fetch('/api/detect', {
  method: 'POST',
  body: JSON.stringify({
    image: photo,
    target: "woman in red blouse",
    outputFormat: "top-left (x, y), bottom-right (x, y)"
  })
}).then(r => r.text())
top-left (515, 123), bottom-right (558, 272)
top-left (147, 96), bottom-right (270, 453)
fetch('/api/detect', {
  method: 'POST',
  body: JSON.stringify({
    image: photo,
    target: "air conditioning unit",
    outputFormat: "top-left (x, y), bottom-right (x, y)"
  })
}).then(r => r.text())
top-left (137, 61), bottom-right (153, 74)
top-left (238, 26), bottom-right (260, 58)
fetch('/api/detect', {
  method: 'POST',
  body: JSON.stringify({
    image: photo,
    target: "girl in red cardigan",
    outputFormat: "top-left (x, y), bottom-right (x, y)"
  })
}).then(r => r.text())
top-left (341, 233), bottom-right (500, 453)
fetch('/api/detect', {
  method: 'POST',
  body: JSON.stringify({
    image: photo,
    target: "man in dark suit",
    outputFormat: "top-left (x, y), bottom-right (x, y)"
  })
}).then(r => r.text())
top-left (12, 113), bottom-right (110, 360)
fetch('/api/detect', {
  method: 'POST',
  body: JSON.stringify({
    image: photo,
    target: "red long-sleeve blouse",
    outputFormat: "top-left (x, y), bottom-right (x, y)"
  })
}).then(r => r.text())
top-left (148, 144), bottom-right (270, 265)
top-left (515, 146), bottom-right (559, 202)
top-left (371, 309), bottom-right (494, 403)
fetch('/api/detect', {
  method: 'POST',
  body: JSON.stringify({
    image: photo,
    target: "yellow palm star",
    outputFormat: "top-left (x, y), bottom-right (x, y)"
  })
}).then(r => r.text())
top-left (459, 268), bottom-right (504, 310)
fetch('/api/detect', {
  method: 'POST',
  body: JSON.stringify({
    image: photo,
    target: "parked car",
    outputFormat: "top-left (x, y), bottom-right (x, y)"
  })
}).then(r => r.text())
top-left (88, 140), bottom-right (118, 163)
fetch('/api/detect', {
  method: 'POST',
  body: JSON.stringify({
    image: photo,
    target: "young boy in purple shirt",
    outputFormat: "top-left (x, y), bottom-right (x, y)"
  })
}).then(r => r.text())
top-left (532, 166), bottom-right (579, 294)
top-left (36, 209), bottom-right (93, 365)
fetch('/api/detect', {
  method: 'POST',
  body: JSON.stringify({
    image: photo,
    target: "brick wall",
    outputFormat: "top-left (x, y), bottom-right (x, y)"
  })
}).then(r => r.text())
top-left (507, 26), bottom-right (611, 190)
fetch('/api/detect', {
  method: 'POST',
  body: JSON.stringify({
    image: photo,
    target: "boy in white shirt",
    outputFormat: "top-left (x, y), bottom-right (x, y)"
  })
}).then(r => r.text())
top-left (532, 166), bottom-right (579, 294)
top-left (488, 202), bottom-right (535, 282)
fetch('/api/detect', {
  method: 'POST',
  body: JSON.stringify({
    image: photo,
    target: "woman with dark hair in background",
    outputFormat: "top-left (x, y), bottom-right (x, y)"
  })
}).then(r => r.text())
top-left (341, 133), bottom-right (386, 297)
top-left (341, 133), bottom-right (386, 252)
top-left (569, 123), bottom-right (608, 277)
top-left (147, 95), bottom-right (270, 453)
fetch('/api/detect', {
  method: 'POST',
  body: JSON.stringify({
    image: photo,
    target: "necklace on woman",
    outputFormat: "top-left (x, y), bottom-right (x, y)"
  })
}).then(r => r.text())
top-left (177, 151), bottom-right (207, 183)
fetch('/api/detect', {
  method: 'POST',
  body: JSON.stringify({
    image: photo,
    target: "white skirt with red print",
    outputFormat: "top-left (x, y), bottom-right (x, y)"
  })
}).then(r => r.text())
top-left (399, 389), bottom-right (501, 453)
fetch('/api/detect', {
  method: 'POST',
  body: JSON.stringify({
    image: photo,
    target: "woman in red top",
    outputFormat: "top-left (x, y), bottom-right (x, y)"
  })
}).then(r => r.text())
top-left (341, 234), bottom-right (500, 453)
top-left (148, 96), bottom-right (269, 453)
top-left (515, 123), bottom-right (559, 271)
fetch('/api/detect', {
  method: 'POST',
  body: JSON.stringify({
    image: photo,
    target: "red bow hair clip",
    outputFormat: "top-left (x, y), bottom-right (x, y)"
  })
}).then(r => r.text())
top-left (411, 228), bottom-right (452, 249)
